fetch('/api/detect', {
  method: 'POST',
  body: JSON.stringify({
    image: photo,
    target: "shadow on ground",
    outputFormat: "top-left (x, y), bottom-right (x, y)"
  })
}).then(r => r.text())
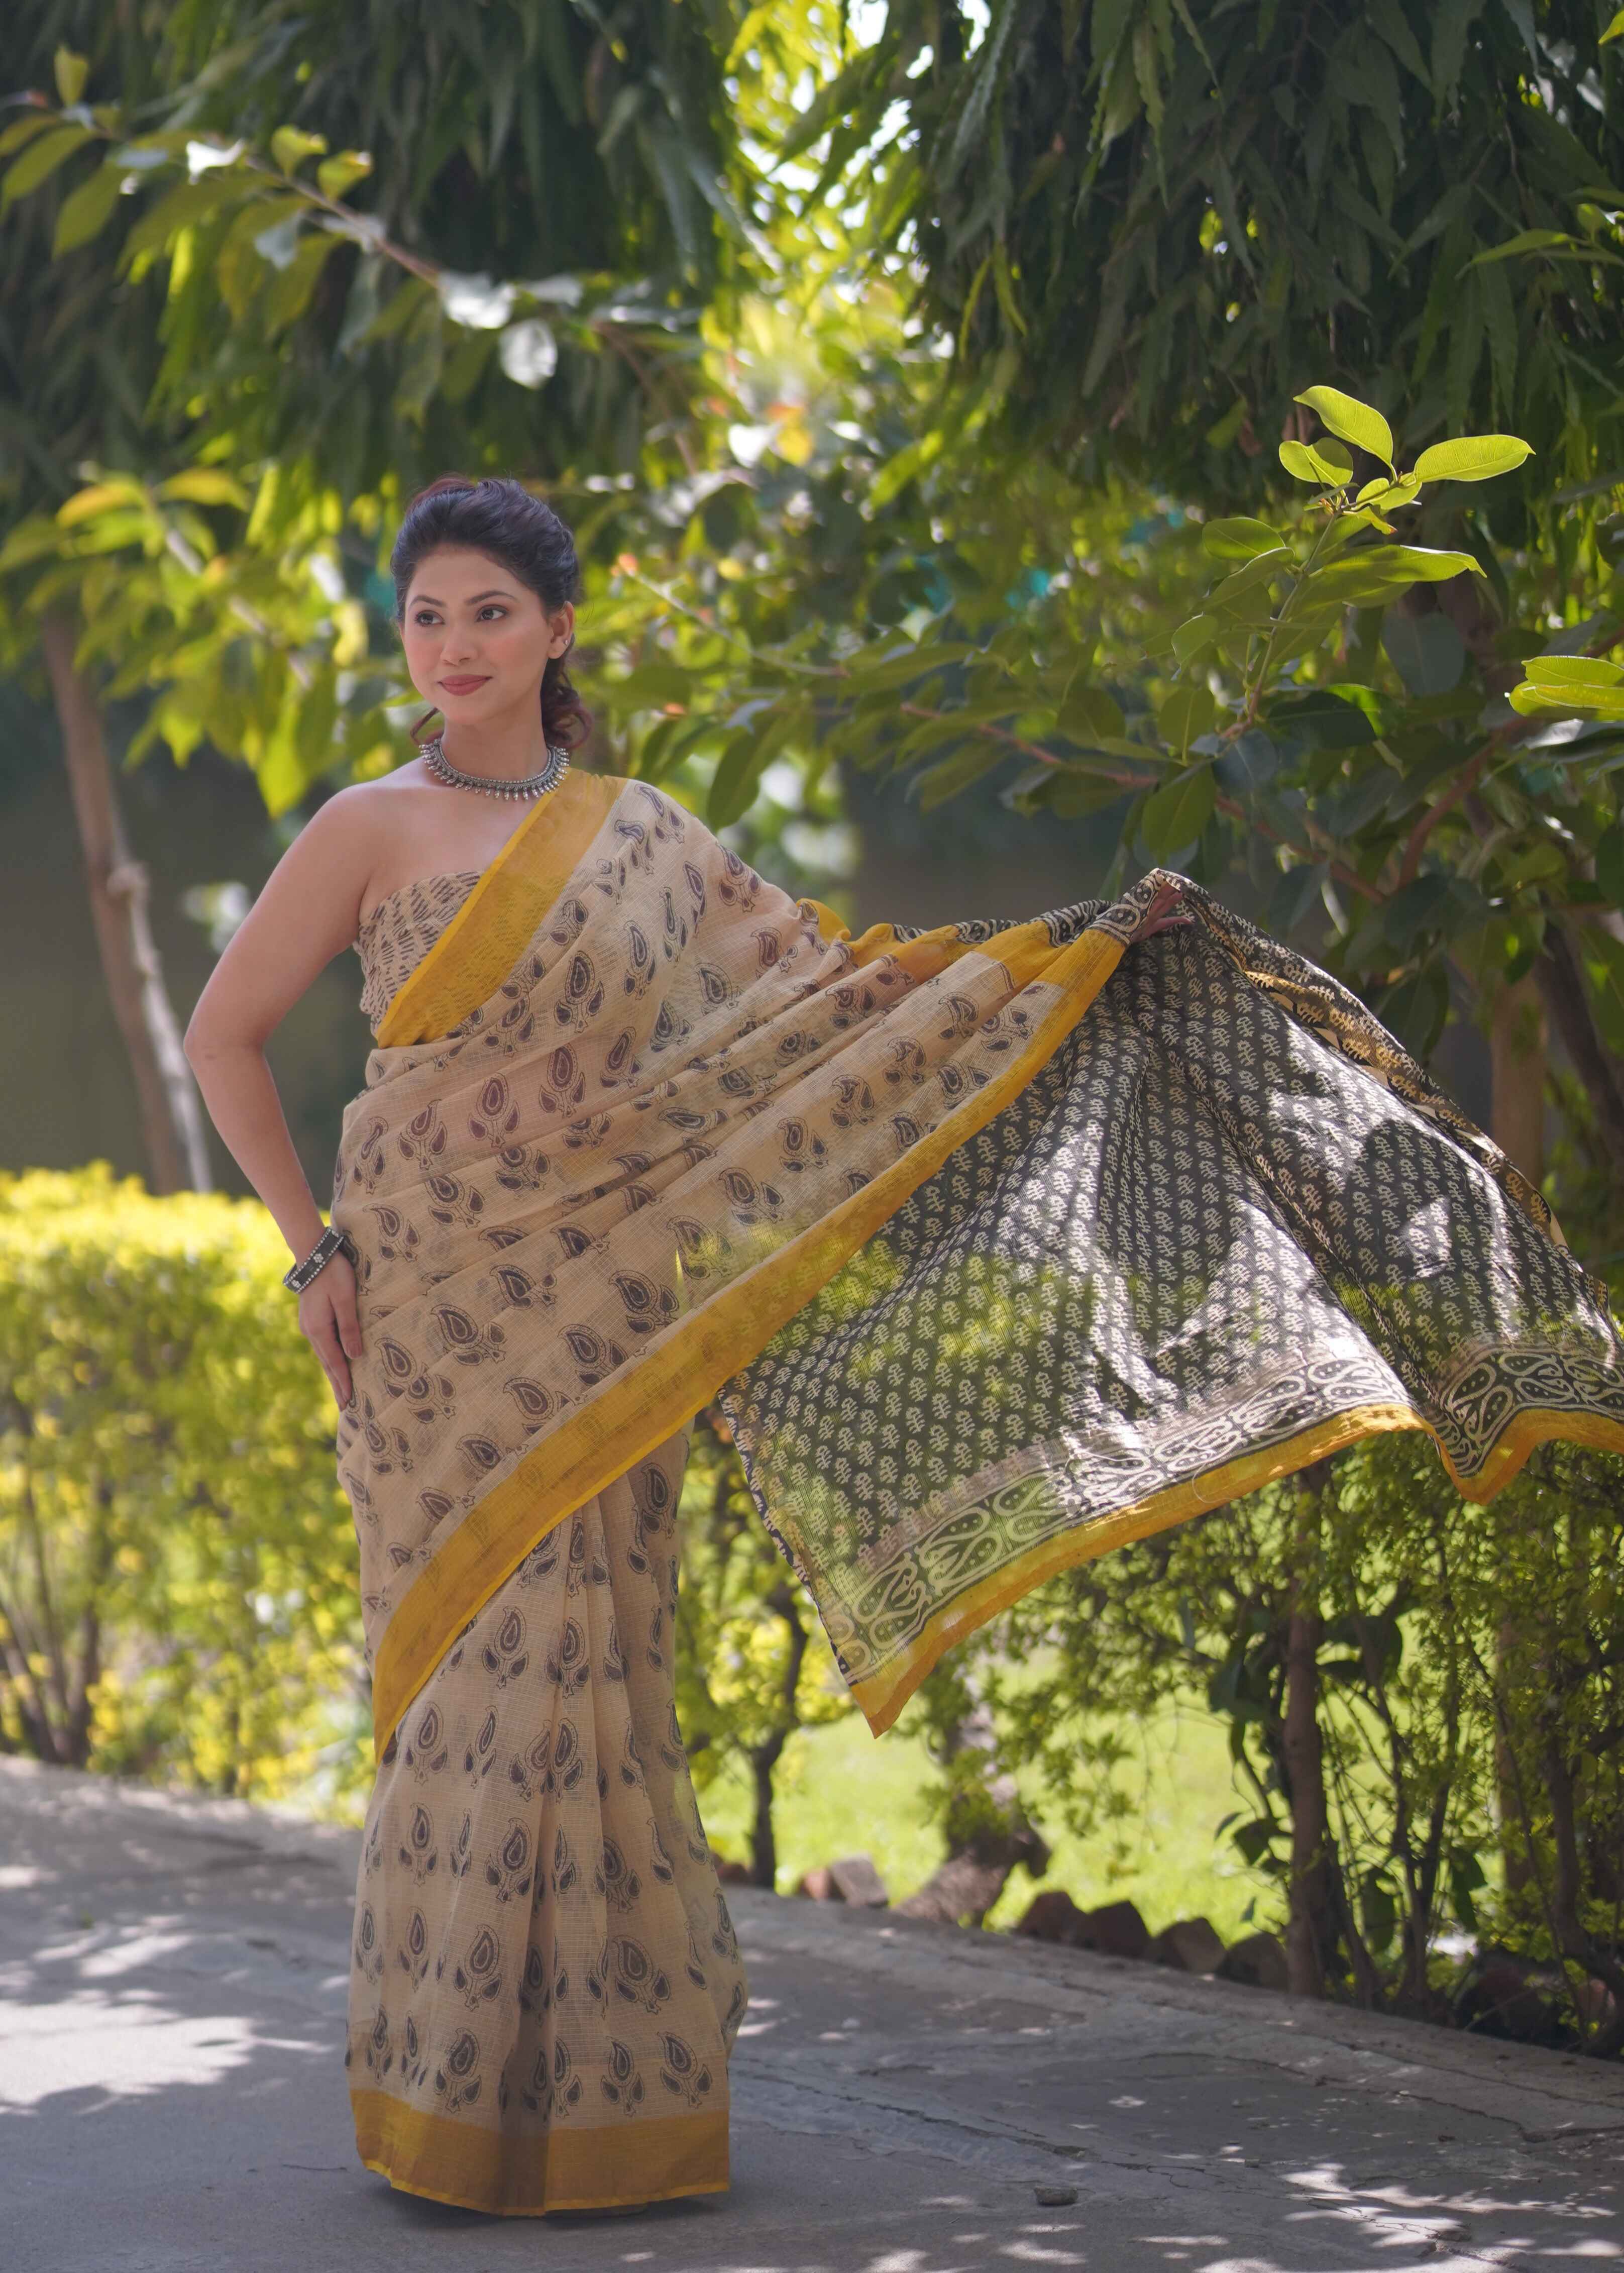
top-left (3, 1758), bottom-right (1619, 2272)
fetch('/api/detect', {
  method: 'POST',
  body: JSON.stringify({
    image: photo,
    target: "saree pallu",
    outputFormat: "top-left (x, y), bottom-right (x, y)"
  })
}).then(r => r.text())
top-left (331, 768), bottom-right (1624, 2211)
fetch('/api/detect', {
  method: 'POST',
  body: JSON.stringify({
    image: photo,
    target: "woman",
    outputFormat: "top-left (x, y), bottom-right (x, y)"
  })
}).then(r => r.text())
top-left (185, 474), bottom-right (1624, 2218)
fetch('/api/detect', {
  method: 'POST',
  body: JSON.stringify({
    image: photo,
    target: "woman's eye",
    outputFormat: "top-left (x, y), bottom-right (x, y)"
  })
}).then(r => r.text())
top-left (412, 610), bottom-right (439, 627)
top-left (477, 605), bottom-right (506, 621)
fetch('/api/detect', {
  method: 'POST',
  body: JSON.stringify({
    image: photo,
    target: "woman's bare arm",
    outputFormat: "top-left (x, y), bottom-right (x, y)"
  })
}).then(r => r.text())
top-left (184, 788), bottom-right (378, 1406)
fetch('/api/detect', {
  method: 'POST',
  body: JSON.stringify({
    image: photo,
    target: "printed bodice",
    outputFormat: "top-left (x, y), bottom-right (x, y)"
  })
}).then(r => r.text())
top-left (354, 872), bottom-right (481, 1034)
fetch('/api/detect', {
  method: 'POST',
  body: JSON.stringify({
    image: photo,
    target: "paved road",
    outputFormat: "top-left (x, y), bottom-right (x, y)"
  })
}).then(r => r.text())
top-left (3, 1756), bottom-right (1620, 2271)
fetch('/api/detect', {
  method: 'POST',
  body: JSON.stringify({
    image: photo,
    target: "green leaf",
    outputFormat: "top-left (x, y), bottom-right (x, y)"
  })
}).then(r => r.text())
top-left (56, 477), bottom-right (152, 526)
top-left (1381, 611), bottom-right (1466, 694)
top-left (706, 731), bottom-right (771, 830)
top-left (1059, 687), bottom-right (1127, 743)
top-left (1465, 228), bottom-right (1578, 267)
top-left (1356, 473), bottom-right (1422, 511)
top-left (1171, 614), bottom-right (1218, 666)
top-left (1509, 683), bottom-right (1624, 719)
top-left (1508, 654), bottom-right (1624, 713)
top-left (1207, 547), bottom-right (1292, 614)
top-left (51, 160), bottom-right (121, 254)
top-left (157, 470), bottom-right (250, 509)
top-left (1263, 689), bottom-right (1378, 747)
top-left (1202, 516), bottom-right (1284, 561)
top-left (1522, 655), bottom-right (1624, 689)
top-left (0, 113), bottom-right (61, 158)
top-left (53, 48), bottom-right (89, 107)
top-left (1, 126), bottom-right (92, 215)
top-left (1302, 546), bottom-right (1481, 609)
top-left (1604, 6), bottom-right (1624, 40)
top-left (270, 126), bottom-right (328, 175)
top-left (316, 150), bottom-right (373, 200)
top-left (1279, 437), bottom-right (1355, 486)
top-left (915, 742), bottom-right (1008, 810)
top-left (1382, 873), bottom-right (1453, 950)
top-left (1157, 685), bottom-right (1218, 753)
top-left (1213, 729), bottom-right (1278, 792)
top-left (1268, 862), bottom-right (1328, 935)
top-left (1412, 435), bottom-right (1533, 483)
top-left (859, 642), bottom-right (981, 693)
top-left (1431, 0), bottom-right (1485, 93)
top-left (1141, 763), bottom-right (1215, 858)
top-left (1205, 398), bottom-right (1249, 451)
top-left (1293, 385), bottom-right (1394, 468)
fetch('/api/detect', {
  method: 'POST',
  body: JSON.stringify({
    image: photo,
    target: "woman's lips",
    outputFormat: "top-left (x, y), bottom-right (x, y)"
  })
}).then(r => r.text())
top-left (439, 675), bottom-right (491, 695)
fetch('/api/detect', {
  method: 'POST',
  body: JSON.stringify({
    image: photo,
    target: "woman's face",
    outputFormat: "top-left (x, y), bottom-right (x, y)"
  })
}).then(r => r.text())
top-left (400, 546), bottom-right (572, 735)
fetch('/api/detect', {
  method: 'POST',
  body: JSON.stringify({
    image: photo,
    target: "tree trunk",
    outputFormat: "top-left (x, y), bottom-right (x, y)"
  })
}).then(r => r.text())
top-left (749, 1733), bottom-right (785, 1889)
top-left (1284, 1460), bottom-right (1337, 1998)
top-left (39, 611), bottom-right (211, 1195)
top-left (1489, 974), bottom-right (1547, 1194)
top-left (893, 1682), bottom-right (1050, 1928)
top-left (1535, 923), bottom-right (1624, 1185)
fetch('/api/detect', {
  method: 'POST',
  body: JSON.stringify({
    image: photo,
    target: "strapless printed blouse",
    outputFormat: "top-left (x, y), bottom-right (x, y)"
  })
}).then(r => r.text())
top-left (353, 872), bottom-right (481, 1035)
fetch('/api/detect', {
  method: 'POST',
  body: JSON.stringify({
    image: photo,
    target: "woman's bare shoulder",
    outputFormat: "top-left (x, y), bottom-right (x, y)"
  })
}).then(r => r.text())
top-left (293, 768), bottom-right (433, 875)
top-left (246, 770), bottom-right (424, 947)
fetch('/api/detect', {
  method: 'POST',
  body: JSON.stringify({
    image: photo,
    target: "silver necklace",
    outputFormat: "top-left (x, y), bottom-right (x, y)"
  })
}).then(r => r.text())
top-left (421, 736), bottom-right (570, 802)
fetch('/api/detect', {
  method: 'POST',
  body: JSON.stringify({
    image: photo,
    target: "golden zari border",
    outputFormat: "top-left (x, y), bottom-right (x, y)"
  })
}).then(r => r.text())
top-left (351, 2088), bottom-right (728, 2216)
top-left (371, 916), bottom-right (1130, 1755)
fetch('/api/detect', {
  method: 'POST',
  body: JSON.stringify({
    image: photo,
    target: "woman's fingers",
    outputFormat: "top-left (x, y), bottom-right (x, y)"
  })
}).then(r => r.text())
top-left (302, 1296), bottom-right (353, 1410)
top-left (331, 1262), bottom-right (364, 1363)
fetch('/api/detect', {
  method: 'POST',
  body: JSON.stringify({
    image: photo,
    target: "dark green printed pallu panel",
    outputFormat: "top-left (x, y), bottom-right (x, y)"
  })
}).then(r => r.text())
top-left (720, 886), bottom-right (1624, 1726)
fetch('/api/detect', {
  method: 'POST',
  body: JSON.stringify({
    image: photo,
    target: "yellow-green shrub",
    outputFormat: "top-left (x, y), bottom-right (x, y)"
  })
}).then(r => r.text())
top-left (0, 1166), bottom-right (369, 1809)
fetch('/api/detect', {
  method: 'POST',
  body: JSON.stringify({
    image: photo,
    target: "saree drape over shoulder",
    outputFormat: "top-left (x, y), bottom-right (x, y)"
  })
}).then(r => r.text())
top-left (332, 768), bottom-right (1624, 2214)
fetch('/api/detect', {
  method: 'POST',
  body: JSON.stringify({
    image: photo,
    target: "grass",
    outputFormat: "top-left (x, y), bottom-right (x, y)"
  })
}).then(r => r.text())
top-left (693, 1688), bottom-right (1271, 1941)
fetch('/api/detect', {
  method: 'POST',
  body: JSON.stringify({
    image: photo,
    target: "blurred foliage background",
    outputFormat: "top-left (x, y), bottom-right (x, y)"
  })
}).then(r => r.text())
top-left (3, 1), bottom-right (1623, 2048)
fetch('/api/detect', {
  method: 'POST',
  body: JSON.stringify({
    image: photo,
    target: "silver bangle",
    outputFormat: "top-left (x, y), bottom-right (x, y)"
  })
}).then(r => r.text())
top-left (282, 1224), bottom-right (357, 1293)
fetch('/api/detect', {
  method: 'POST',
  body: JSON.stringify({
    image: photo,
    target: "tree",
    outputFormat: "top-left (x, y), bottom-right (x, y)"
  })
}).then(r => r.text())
top-left (789, 0), bottom-right (1624, 503)
top-left (762, 1), bottom-right (1624, 1206)
top-left (0, 1), bottom-right (748, 1180)
top-left (674, 1406), bottom-right (854, 1888)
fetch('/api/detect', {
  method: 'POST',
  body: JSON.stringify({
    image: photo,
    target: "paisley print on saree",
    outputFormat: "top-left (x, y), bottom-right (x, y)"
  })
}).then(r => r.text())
top-left (332, 767), bottom-right (1624, 2212)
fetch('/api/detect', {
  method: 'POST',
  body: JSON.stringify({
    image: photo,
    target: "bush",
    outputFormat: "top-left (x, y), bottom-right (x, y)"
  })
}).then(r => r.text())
top-left (981, 1431), bottom-right (1624, 2054)
top-left (0, 1167), bottom-right (368, 1806)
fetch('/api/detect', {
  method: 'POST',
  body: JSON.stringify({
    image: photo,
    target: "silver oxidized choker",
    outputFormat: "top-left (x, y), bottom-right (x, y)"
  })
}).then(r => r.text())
top-left (421, 736), bottom-right (571, 802)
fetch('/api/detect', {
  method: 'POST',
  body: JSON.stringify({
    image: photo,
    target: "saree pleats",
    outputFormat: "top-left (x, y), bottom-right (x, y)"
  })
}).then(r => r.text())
top-left (345, 1425), bottom-right (745, 2214)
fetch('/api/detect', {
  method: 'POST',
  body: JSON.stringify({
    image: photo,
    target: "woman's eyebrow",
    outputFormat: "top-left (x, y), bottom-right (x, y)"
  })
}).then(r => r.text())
top-left (409, 588), bottom-right (517, 605)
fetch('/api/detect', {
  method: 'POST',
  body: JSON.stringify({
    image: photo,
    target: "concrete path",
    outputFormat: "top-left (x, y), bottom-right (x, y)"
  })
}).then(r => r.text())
top-left (3, 1757), bottom-right (1620, 2272)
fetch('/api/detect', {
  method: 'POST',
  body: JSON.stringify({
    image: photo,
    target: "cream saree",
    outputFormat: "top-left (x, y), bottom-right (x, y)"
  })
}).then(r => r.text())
top-left (331, 767), bottom-right (1624, 2213)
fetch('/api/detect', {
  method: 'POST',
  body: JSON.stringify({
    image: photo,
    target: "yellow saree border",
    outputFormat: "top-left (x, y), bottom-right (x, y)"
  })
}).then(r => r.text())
top-left (351, 2087), bottom-right (728, 2215)
top-left (376, 769), bottom-right (624, 1049)
top-left (849, 1397), bottom-right (1624, 1734)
